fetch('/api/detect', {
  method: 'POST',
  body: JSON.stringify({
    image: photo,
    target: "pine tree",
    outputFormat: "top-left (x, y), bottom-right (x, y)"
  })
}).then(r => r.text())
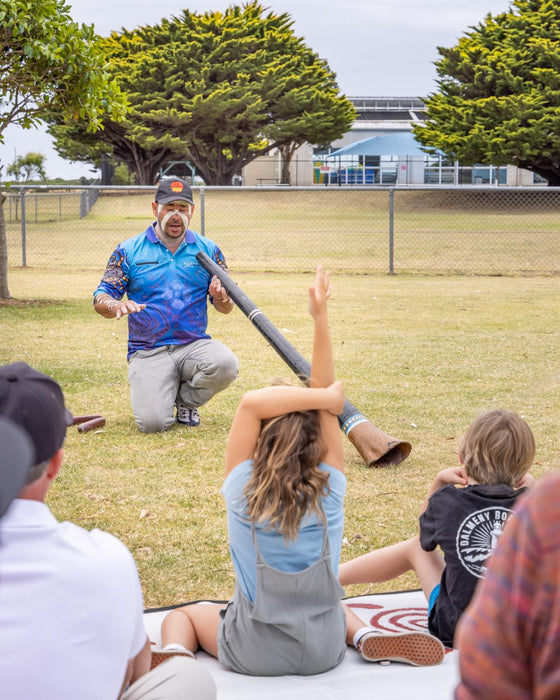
top-left (49, 2), bottom-right (355, 185)
top-left (414, 0), bottom-right (560, 185)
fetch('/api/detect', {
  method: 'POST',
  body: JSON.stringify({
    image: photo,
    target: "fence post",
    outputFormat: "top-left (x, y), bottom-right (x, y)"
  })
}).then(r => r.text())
top-left (20, 189), bottom-right (27, 267)
top-left (80, 191), bottom-right (86, 218)
top-left (199, 188), bottom-right (205, 236)
top-left (388, 188), bottom-right (394, 276)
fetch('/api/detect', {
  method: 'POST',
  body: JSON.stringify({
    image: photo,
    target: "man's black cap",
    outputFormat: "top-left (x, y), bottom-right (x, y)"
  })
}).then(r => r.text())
top-left (155, 178), bottom-right (194, 205)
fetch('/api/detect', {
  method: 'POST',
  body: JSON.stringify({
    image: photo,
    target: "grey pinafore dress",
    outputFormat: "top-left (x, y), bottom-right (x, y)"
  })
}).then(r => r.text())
top-left (217, 513), bottom-right (347, 676)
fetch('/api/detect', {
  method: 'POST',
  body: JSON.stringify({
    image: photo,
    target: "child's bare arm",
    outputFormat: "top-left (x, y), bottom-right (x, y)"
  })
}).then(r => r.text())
top-left (419, 467), bottom-right (468, 515)
top-left (309, 266), bottom-right (345, 471)
top-left (225, 383), bottom-right (344, 475)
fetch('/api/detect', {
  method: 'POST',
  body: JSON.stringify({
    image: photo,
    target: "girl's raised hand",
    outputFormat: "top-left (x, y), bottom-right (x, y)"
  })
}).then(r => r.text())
top-left (308, 265), bottom-right (331, 318)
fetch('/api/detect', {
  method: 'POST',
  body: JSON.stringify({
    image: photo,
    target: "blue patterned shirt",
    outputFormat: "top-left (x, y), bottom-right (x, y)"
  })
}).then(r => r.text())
top-left (93, 224), bottom-right (228, 359)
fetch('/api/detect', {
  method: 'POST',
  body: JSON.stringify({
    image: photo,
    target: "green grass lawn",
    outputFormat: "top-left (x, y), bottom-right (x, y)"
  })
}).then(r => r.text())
top-left (2, 265), bottom-right (559, 606)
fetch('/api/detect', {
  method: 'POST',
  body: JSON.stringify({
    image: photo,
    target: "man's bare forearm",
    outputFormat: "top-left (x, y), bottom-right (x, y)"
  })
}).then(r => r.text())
top-left (94, 293), bottom-right (146, 320)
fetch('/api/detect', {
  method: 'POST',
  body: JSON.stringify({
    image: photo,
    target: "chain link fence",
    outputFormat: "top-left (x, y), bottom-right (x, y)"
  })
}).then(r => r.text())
top-left (3, 185), bottom-right (560, 275)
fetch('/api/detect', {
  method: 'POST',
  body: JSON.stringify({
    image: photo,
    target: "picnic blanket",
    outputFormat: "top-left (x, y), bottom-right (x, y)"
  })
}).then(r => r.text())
top-left (144, 590), bottom-right (459, 699)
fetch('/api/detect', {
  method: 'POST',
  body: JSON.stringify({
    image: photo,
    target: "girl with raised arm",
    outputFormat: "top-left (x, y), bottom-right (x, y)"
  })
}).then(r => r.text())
top-left (158, 266), bottom-right (348, 675)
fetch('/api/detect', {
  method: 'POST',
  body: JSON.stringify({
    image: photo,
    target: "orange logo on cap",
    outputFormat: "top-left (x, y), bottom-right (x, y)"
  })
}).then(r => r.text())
top-left (170, 181), bottom-right (184, 193)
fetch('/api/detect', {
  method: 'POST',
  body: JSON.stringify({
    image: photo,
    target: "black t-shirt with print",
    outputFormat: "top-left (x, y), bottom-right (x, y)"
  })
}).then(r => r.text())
top-left (419, 483), bottom-right (526, 647)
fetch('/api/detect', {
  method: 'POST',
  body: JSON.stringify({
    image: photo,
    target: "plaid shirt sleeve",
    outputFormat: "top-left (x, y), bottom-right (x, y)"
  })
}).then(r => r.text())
top-left (456, 475), bottom-right (560, 700)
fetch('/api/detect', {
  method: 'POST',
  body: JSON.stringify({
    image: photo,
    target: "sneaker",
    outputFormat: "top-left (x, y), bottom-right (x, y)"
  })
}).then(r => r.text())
top-left (176, 405), bottom-right (200, 427)
top-left (358, 631), bottom-right (445, 666)
top-left (150, 648), bottom-right (195, 671)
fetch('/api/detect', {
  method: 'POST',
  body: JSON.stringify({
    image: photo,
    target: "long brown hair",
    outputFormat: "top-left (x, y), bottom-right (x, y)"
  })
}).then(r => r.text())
top-left (244, 408), bottom-right (331, 541)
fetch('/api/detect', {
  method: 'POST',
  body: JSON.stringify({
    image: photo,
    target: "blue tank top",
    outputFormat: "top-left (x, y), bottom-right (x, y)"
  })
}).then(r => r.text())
top-left (222, 459), bottom-right (346, 601)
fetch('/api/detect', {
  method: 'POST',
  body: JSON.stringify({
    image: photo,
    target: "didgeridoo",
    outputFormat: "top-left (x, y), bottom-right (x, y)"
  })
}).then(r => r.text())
top-left (72, 415), bottom-right (106, 433)
top-left (197, 252), bottom-right (411, 467)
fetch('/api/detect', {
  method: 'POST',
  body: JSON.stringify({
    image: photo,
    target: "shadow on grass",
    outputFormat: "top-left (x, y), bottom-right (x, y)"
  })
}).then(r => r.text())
top-left (0, 298), bottom-right (64, 307)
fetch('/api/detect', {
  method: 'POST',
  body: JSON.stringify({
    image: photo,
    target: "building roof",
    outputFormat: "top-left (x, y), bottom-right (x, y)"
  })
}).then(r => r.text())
top-left (350, 96), bottom-right (426, 122)
top-left (327, 131), bottom-right (433, 158)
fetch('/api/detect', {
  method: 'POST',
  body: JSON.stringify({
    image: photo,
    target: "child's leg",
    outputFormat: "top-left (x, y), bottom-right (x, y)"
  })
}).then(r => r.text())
top-left (161, 603), bottom-right (225, 658)
top-left (339, 538), bottom-right (416, 585)
top-left (343, 602), bottom-right (374, 646)
top-left (339, 535), bottom-right (444, 601)
top-left (408, 538), bottom-right (445, 601)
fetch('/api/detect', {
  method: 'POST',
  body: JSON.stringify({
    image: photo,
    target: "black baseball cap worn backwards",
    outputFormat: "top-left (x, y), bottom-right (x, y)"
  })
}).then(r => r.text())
top-left (0, 417), bottom-right (34, 518)
top-left (155, 178), bottom-right (194, 205)
top-left (0, 362), bottom-right (74, 465)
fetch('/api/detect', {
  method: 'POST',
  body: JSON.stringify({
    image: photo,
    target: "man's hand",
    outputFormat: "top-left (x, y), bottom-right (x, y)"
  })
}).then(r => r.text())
top-left (94, 294), bottom-right (146, 320)
top-left (209, 275), bottom-right (233, 314)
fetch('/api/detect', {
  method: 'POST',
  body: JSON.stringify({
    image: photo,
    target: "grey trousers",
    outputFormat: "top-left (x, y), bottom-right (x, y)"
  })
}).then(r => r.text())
top-left (121, 657), bottom-right (216, 700)
top-left (128, 340), bottom-right (238, 433)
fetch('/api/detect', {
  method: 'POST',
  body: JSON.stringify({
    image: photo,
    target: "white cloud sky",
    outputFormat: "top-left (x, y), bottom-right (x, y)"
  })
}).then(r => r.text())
top-left (0, 0), bottom-right (512, 178)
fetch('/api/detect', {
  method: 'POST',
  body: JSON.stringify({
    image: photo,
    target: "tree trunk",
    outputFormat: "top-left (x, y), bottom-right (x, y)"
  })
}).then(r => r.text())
top-left (278, 143), bottom-right (299, 185)
top-left (191, 157), bottom-right (236, 186)
top-left (107, 125), bottom-right (174, 185)
top-left (132, 160), bottom-right (160, 186)
top-left (126, 144), bottom-right (168, 185)
top-left (188, 137), bottom-right (280, 185)
top-left (280, 155), bottom-right (291, 185)
top-left (0, 192), bottom-right (12, 300)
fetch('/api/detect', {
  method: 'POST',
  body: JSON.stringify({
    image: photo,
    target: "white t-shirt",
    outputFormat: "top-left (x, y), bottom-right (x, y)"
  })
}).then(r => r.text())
top-left (0, 499), bottom-right (147, 700)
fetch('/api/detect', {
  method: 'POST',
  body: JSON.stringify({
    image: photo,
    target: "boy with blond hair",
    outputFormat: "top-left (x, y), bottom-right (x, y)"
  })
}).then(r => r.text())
top-left (339, 409), bottom-right (535, 651)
